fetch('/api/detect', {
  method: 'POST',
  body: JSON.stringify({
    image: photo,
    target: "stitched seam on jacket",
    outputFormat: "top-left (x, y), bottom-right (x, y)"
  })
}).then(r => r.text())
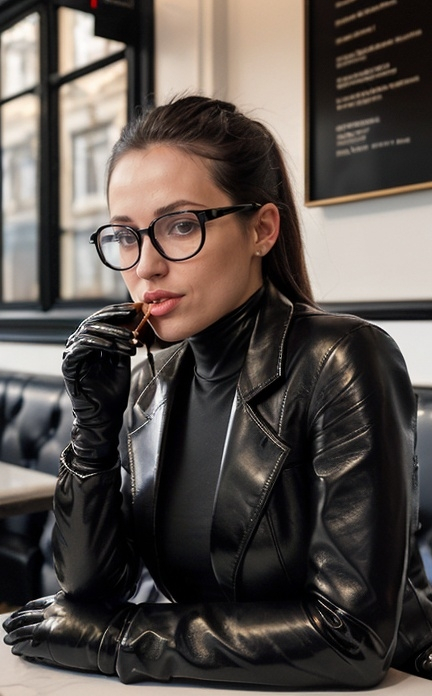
top-left (231, 399), bottom-right (287, 588)
top-left (306, 322), bottom-right (374, 430)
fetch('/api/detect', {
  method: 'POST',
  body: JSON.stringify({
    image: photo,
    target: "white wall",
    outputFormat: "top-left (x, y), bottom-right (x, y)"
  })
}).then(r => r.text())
top-left (2, 0), bottom-right (432, 384)
top-left (155, 0), bottom-right (432, 386)
top-left (1, 343), bottom-right (64, 376)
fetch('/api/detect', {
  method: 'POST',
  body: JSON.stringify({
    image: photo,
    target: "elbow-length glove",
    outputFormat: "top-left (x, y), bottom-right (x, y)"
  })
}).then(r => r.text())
top-left (53, 303), bottom-right (148, 597)
top-left (4, 592), bottom-right (432, 686)
top-left (62, 303), bottom-right (142, 470)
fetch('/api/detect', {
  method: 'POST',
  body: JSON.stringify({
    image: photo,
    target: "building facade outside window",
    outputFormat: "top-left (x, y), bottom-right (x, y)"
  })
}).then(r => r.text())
top-left (1, 13), bottom-right (39, 303)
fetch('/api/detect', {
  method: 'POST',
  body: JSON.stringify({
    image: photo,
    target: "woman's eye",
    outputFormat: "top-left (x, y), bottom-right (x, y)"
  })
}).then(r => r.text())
top-left (117, 229), bottom-right (137, 246)
top-left (165, 216), bottom-right (200, 236)
top-left (174, 220), bottom-right (196, 235)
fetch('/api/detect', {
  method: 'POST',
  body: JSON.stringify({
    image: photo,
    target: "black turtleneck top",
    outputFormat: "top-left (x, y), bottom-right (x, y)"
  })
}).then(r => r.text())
top-left (157, 288), bottom-right (264, 600)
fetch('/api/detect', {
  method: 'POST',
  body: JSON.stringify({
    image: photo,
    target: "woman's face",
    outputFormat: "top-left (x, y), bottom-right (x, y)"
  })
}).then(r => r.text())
top-left (108, 145), bottom-right (268, 342)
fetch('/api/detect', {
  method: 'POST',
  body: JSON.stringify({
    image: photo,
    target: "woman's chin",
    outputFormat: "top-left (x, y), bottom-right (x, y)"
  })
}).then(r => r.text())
top-left (150, 322), bottom-right (187, 345)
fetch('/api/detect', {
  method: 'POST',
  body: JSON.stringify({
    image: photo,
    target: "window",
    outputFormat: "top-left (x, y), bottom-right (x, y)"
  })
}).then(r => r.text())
top-left (0, 0), bottom-right (154, 342)
top-left (1, 14), bottom-right (39, 303)
top-left (58, 7), bottom-right (127, 301)
top-left (1, 11), bottom-right (39, 98)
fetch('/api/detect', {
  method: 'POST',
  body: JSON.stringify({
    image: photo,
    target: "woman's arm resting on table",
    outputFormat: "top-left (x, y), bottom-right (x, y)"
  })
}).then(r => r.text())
top-left (4, 325), bottom-right (431, 687)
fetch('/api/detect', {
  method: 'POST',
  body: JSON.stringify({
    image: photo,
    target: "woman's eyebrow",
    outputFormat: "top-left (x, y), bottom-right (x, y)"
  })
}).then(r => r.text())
top-left (109, 215), bottom-right (134, 224)
top-left (110, 201), bottom-right (207, 225)
top-left (154, 200), bottom-right (206, 216)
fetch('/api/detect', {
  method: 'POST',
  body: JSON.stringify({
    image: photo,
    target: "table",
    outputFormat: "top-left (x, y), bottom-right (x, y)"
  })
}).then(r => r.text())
top-left (0, 461), bottom-right (57, 518)
top-left (0, 616), bottom-right (430, 696)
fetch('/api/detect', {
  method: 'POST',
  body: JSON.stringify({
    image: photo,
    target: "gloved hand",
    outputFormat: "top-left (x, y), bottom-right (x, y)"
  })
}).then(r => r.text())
top-left (62, 303), bottom-right (142, 467)
top-left (2, 591), bottom-right (133, 675)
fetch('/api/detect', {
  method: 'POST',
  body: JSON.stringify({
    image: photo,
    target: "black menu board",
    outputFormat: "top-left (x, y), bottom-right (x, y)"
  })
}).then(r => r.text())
top-left (305, 0), bottom-right (432, 204)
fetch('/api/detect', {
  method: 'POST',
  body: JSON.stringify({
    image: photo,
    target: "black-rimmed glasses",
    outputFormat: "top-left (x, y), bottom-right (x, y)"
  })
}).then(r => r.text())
top-left (90, 203), bottom-right (261, 270)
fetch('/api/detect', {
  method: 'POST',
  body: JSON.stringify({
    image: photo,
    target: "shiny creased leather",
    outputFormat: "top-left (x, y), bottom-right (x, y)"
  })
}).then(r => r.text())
top-left (52, 283), bottom-right (432, 687)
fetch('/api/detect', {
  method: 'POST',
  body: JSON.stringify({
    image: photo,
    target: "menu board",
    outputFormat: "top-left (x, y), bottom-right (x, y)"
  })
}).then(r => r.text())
top-left (305, 0), bottom-right (432, 205)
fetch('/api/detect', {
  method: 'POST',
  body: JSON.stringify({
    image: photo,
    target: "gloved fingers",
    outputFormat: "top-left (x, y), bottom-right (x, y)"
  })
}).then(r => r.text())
top-left (83, 321), bottom-right (135, 341)
top-left (11, 642), bottom-right (52, 662)
top-left (3, 608), bottom-right (47, 646)
top-left (8, 622), bottom-right (54, 663)
top-left (3, 595), bottom-right (56, 631)
top-left (81, 302), bottom-right (139, 325)
top-left (11, 639), bottom-right (32, 657)
top-left (3, 593), bottom-right (65, 647)
top-left (67, 303), bottom-right (142, 343)
top-left (63, 304), bottom-right (151, 375)
top-left (3, 594), bottom-right (130, 674)
top-left (64, 324), bottom-right (137, 358)
top-left (17, 594), bottom-right (58, 612)
top-left (4, 618), bottom-right (40, 646)
top-left (4, 598), bottom-right (60, 664)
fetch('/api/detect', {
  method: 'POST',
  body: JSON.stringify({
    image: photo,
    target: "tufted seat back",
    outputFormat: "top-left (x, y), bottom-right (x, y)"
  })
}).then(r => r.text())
top-left (416, 389), bottom-right (432, 535)
top-left (0, 371), bottom-right (73, 606)
top-left (0, 372), bottom-right (72, 476)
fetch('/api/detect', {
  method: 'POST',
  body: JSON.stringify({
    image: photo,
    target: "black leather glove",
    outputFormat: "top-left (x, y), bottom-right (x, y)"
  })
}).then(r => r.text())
top-left (2, 592), bottom-right (133, 675)
top-left (62, 303), bottom-right (141, 468)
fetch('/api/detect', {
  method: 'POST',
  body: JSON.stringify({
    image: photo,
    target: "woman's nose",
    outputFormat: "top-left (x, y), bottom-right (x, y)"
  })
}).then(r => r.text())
top-left (135, 235), bottom-right (168, 279)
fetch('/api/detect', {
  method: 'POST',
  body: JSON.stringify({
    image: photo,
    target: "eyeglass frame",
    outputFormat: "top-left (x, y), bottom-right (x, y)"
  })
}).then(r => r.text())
top-left (89, 203), bottom-right (262, 270)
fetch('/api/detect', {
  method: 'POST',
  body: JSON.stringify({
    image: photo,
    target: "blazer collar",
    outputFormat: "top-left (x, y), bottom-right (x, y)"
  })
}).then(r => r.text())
top-left (136, 282), bottom-right (294, 407)
top-left (238, 282), bottom-right (293, 401)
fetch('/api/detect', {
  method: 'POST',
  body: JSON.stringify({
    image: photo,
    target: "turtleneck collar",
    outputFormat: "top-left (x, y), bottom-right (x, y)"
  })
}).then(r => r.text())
top-left (188, 287), bottom-right (264, 382)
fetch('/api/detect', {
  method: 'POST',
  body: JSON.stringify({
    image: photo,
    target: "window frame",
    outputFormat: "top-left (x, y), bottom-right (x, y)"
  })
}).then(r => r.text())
top-left (0, 0), bottom-right (154, 344)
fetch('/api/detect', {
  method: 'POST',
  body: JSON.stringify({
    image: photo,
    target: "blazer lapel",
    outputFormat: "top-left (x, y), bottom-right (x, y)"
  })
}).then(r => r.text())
top-left (127, 342), bottom-right (189, 579)
top-left (211, 399), bottom-right (290, 600)
top-left (211, 286), bottom-right (294, 599)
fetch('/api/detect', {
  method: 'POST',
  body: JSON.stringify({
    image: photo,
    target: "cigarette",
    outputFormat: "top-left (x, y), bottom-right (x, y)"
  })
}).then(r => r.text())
top-left (132, 303), bottom-right (152, 342)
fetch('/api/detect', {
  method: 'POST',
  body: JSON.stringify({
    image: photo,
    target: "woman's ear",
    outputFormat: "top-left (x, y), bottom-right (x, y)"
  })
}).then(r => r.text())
top-left (253, 203), bottom-right (280, 257)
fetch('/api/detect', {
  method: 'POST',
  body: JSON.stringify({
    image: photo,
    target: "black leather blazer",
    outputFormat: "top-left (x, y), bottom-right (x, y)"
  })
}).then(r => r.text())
top-left (53, 283), bottom-right (432, 687)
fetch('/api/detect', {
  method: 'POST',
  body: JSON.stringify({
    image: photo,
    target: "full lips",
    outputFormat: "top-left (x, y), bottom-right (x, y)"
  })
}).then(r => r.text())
top-left (147, 296), bottom-right (182, 316)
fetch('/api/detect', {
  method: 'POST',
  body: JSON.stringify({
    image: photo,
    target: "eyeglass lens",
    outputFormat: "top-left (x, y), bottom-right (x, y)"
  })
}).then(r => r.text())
top-left (98, 211), bottom-right (204, 268)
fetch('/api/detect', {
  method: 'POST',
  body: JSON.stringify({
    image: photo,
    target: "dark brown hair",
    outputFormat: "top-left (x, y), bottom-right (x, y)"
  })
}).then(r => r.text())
top-left (107, 95), bottom-right (314, 304)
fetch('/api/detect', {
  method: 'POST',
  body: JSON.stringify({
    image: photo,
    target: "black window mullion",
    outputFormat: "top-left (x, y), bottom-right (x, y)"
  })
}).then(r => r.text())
top-left (126, 0), bottom-right (155, 113)
top-left (39, 2), bottom-right (59, 311)
top-left (0, 0), bottom-right (38, 28)
top-left (51, 49), bottom-right (127, 89)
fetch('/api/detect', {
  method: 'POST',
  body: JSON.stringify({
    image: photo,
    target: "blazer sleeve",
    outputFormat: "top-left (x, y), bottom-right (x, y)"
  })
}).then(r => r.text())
top-left (103, 324), bottom-right (422, 687)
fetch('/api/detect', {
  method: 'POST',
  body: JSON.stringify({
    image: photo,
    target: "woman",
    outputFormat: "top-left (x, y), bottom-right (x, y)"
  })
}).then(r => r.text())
top-left (3, 96), bottom-right (432, 687)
